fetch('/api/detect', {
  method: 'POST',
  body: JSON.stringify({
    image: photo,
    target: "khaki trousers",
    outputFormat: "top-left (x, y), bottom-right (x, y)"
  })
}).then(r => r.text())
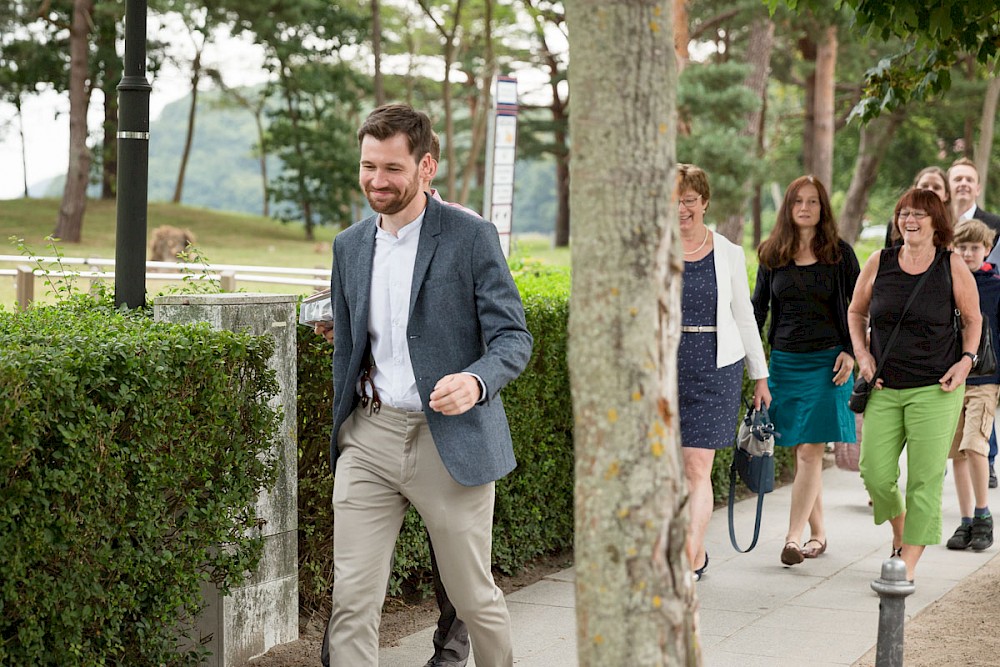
top-left (326, 404), bottom-right (513, 666)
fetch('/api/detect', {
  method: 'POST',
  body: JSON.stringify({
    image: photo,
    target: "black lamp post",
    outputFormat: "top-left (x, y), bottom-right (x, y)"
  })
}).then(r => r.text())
top-left (114, 0), bottom-right (151, 309)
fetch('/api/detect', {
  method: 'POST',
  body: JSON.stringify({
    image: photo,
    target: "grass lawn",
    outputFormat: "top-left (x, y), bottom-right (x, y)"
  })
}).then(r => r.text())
top-left (0, 199), bottom-right (573, 309)
top-left (0, 197), bottom-right (880, 310)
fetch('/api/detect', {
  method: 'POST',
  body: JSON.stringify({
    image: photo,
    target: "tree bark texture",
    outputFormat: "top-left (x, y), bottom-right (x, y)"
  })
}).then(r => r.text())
top-left (53, 0), bottom-right (94, 243)
top-left (98, 8), bottom-right (119, 200)
top-left (716, 15), bottom-right (774, 244)
top-left (17, 96), bottom-right (28, 197)
top-left (976, 76), bottom-right (1000, 208)
top-left (673, 0), bottom-right (688, 73)
top-left (537, 17), bottom-right (570, 248)
top-left (459, 0), bottom-right (493, 207)
top-left (173, 48), bottom-right (202, 204)
top-left (839, 110), bottom-right (905, 243)
top-left (566, 2), bottom-right (697, 664)
top-left (812, 25), bottom-right (837, 193)
top-left (418, 0), bottom-right (464, 199)
top-left (372, 0), bottom-right (385, 106)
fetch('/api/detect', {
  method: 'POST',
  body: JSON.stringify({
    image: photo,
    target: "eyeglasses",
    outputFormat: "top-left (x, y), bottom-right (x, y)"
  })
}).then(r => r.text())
top-left (898, 210), bottom-right (929, 220)
top-left (679, 196), bottom-right (702, 208)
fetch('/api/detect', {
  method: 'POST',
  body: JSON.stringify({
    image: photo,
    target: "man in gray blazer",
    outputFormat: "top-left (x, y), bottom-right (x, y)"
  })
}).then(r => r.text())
top-left (324, 104), bottom-right (532, 667)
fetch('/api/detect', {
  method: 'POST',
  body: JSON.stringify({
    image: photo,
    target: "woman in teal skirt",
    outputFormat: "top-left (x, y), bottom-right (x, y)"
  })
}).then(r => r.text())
top-left (753, 175), bottom-right (860, 566)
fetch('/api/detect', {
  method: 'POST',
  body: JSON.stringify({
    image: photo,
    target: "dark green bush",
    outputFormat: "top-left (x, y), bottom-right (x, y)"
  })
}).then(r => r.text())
top-left (0, 296), bottom-right (280, 666)
top-left (295, 265), bottom-right (574, 612)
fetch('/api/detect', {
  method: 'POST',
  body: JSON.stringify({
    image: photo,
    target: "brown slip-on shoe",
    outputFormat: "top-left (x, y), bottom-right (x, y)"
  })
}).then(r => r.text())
top-left (781, 541), bottom-right (804, 565)
top-left (801, 538), bottom-right (827, 558)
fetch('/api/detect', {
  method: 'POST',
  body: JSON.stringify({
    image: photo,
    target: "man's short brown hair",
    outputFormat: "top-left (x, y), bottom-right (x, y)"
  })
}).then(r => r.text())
top-left (357, 104), bottom-right (435, 165)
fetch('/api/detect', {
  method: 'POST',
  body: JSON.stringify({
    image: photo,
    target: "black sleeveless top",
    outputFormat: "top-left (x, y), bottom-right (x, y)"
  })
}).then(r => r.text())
top-left (870, 246), bottom-right (957, 389)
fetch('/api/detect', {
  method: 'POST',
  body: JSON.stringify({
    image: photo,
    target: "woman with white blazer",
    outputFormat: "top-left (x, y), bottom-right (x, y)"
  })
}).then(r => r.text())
top-left (676, 164), bottom-right (770, 581)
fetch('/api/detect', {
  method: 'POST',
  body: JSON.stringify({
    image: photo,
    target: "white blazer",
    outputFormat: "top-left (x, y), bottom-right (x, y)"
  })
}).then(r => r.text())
top-left (710, 231), bottom-right (768, 379)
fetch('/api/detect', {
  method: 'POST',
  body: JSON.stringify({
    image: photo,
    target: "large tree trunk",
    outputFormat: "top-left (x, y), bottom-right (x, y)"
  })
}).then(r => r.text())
top-left (976, 75), bottom-right (1000, 208)
top-left (566, 2), bottom-right (696, 663)
top-left (16, 95), bottom-right (28, 197)
top-left (372, 0), bottom-right (385, 105)
top-left (98, 7), bottom-right (119, 200)
top-left (278, 62), bottom-right (315, 240)
top-left (716, 15), bottom-right (774, 243)
top-left (418, 0), bottom-right (464, 199)
top-left (554, 145), bottom-right (570, 247)
top-left (839, 110), bottom-right (905, 243)
top-left (53, 0), bottom-right (94, 243)
top-left (255, 110), bottom-right (269, 217)
top-left (674, 0), bottom-right (688, 72)
top-left (458, 0), bottom-right (492, 207)
top-left (798, 35), bottom-right (816, 174)
top-left (812, 25), bottom-right (837, 192)
top-left (173, 48), bottom-right (202, 204)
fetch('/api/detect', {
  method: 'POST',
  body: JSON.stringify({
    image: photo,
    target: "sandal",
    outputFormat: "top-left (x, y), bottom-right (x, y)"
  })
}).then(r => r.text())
top-left (890, 546), bottom-right (902, 559)
top-left (801, 538), bottom-right (827, 559)
top-left (694, 551), bottom-right (709, 582)
top-left (781, 541), bottom-right (804, 565)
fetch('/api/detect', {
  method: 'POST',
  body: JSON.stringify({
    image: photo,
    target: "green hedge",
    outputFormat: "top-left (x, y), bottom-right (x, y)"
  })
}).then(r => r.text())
top-left (0, 296), bottom-right (281, 666)
top-left (295, 265), bottom-right (574, 611)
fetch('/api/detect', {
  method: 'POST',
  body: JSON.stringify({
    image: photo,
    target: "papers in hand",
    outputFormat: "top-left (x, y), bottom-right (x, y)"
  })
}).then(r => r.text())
top-left (299, 289), bottom-right (333, 326)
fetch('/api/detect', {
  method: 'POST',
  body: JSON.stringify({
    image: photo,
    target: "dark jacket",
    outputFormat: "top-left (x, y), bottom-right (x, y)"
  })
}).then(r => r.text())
top-left (969, 263), bottom-right (1000, 386)
top-left (752, 239), bottom-right (861, 356)
top-left (329, 195), bottom-right (533, 486)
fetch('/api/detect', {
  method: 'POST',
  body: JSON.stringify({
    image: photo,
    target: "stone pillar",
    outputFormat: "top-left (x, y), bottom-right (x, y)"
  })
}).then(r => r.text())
top-left (154, 293), bottom-right (298, 666)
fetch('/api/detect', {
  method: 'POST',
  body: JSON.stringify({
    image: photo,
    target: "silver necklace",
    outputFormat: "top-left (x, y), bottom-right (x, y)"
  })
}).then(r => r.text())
top-left (683, 227), bottom-right (710, 255)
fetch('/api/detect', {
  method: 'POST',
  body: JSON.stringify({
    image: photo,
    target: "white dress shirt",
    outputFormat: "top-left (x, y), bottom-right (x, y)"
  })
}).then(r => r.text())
top-left (959, 203), bottom-right (978, 221)
top-left (368, 212), bottom-right (425, 410)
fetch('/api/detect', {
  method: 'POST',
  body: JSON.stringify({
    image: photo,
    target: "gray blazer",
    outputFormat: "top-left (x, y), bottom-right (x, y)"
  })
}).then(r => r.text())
top-left (329, 195), bottom-right (533, 487)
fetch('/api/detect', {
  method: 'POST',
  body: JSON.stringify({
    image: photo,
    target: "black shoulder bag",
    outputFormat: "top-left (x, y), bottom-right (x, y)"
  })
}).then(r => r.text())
top-left (849, 250), bottom-right (943, 413)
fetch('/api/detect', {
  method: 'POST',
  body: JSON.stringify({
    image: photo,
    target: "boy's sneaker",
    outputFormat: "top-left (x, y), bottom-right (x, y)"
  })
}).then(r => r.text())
top-left (947, 523), bottom-right (972, 550)
top-left (971, 515), bottom-right (994, 551)
top-left (990, 465), bottom-right (998, 489)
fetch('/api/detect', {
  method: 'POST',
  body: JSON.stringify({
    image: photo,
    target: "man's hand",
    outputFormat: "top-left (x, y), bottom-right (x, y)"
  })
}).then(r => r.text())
top-left (429, 373), bottom-right (481, 415)
top-left (314, 321), bottom-right (334, 344)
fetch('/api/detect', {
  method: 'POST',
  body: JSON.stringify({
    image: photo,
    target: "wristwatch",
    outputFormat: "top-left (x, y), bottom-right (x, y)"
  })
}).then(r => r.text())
top-left (963, 351), bottom-right (979, 365)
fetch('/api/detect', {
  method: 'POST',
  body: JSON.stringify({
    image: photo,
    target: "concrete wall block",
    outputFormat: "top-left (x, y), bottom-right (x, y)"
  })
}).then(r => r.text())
top-left (154, 293), bottom-right (300, 666)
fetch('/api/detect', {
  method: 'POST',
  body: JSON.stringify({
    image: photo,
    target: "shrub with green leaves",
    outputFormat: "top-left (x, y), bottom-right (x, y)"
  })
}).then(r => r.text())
top-left (0, 296), bottom-right (280, 666)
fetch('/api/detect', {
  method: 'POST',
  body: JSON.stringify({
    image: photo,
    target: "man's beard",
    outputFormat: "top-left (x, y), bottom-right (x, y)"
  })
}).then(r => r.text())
top-left (365, 176), bottom-right (421, 215)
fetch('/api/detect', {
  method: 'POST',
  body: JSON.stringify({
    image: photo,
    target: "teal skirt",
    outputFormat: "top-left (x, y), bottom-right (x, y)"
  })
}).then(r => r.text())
top-left (768, 347), bottom-right (856, 447)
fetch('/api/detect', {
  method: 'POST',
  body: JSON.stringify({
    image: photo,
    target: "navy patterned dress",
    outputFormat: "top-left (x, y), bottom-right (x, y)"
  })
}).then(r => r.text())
top-left (679, 252), bottom-right (745, 449)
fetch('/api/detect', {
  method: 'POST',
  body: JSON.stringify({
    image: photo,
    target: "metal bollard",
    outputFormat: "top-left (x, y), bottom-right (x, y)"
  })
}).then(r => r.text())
top-left (870, 557), bottom-right (915, 667)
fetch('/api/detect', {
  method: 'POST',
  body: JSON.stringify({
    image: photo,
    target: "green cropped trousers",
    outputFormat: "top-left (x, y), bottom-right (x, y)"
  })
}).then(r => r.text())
top-left (859, 383), bottom-right (964, 545)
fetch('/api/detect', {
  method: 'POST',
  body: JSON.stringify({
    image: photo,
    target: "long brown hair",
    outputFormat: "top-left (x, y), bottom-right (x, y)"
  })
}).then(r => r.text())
top-left (893, 188), bottom-right (953, 247)
top-left (757, 175), bottom-right (842, 269)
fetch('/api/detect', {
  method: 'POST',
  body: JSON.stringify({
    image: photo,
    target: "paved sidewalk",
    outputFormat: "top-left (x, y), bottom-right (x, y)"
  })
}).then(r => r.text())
top-left (378, 462), bottom-right (999, 666)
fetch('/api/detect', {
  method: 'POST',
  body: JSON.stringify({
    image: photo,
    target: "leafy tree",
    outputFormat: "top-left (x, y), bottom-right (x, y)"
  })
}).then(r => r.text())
top-left (676, 60), bottom-right (759, 223)
top-left (519, 0), bottom-right (570, 245)
top-left (773, 1), bottom-right (1000, 120)
top-left (0, 34), bottom-right (63, 198)
top-left (222, 0), bottom-right (368, 238)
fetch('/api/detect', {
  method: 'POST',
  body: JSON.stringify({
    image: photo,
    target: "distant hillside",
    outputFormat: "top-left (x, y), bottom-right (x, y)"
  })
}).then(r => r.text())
top-left (43, 90), bottom-right (277, 217)
top-left (41, 89), bottom-right (558, 234)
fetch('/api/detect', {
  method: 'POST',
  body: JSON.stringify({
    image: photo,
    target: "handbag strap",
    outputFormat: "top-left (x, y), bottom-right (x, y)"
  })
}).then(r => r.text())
top-left (727, 457), bottom-right (766, 552)
top-left (870, 249), bottom-right (946, 382)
